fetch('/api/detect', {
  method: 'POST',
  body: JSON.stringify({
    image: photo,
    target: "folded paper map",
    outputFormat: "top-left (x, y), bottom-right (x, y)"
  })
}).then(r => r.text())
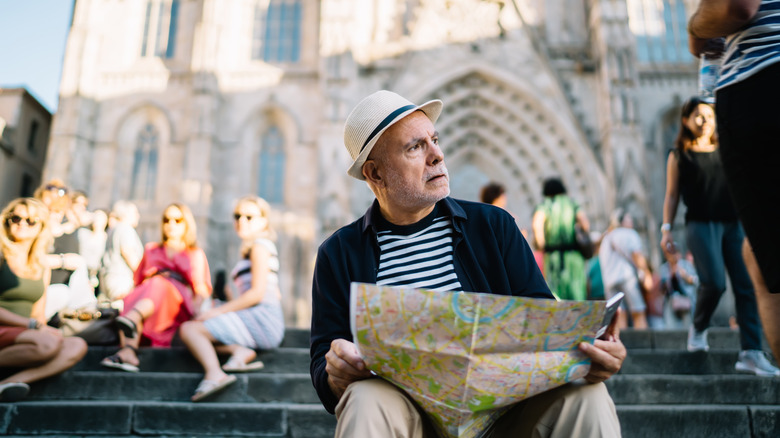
top-left (350, 282), bottom-right (609, 438)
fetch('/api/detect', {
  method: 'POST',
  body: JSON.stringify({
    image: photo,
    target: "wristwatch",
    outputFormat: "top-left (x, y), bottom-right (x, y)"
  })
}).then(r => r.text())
top-left (660, 223), bottom-right (672, 233)
top-left (28, 318), bottom-right (41, 329)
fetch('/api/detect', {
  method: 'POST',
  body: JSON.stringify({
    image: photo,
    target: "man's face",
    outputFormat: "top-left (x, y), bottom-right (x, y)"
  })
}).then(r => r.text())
top-left (370, 111), bottom-right (450, 211)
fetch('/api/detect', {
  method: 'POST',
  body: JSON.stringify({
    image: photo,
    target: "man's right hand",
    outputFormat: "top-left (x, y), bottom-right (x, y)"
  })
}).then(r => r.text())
top-left (325, 339), bottom-right (373, 399)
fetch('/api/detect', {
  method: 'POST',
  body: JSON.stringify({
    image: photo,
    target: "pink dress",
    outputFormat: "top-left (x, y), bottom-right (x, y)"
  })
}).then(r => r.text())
top-left (122, 242), bottom-right (211, 347)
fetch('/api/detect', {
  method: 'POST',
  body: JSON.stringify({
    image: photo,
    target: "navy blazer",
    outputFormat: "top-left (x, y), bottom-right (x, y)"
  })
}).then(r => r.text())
top-left (309, 197), bottom-right (553, 414)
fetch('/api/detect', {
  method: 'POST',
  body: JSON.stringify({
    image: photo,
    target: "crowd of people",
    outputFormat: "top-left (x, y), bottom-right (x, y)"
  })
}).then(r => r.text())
top-left (502, 93), bottom-right (778, 377)
top-left (311, 82), bottom-right (780, 434)
top-left (3, 4), bottom-right (779, 437)
top-left (0, 184), bottom-right (285, 402)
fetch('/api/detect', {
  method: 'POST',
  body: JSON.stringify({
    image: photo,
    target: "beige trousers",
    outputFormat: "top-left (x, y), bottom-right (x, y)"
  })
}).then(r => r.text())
top-left (334, 378), bottom-right (621, 438)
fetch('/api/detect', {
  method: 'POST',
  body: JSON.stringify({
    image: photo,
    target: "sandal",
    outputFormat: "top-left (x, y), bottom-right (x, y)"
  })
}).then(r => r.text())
top-left (0, 382), bottom-right (30, 402)
top-left (116, 309), bottom-right (142, 338)
top-left (101, 347), bottom-right (140, 373)
top-left (222, 355), bottom-right (264, 373)
top-left (191, 374), bottom-right (237, 402)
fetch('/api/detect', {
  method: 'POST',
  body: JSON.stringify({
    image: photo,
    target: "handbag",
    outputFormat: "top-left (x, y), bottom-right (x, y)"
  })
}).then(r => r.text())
top-left (52, 306), bottom-right (120, 346)
top-left (575, 224), bottom-right (595, 259)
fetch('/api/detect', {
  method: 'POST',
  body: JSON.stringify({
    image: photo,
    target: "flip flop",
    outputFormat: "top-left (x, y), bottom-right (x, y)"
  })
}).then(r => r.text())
top-left (222, 356), bottom-right (265, 373)
top-left (101, 351), bottom-right (140, 373)
top-left (116, 312), bottom-right (139, 338)
top-left (191, 374), bottom-right (237, 402)
top-left (0, 382), bottom-right (30, 402)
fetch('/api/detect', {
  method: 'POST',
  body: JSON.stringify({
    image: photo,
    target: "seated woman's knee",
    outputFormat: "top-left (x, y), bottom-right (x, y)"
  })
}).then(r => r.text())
top-left (62, 337), bottom-right (88, 364)
top-left (29, 331), bottom-right (64, 363)
top-left (178, 320), bottom-right (202, 340)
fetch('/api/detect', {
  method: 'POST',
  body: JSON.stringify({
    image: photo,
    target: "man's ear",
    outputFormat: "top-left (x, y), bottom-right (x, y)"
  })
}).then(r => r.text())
top-left (362, 159), bottom-right (384, 187)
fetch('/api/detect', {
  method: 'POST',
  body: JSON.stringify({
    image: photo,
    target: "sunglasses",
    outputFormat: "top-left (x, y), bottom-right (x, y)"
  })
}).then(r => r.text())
top-left (234, 213), bottom-right (257, 222)
top-left (163, 217), bottom-right (184, 224)
top-left (6, 215), bottom-right (39, 226)
top-left (45, 184), bottom-right (68, 197)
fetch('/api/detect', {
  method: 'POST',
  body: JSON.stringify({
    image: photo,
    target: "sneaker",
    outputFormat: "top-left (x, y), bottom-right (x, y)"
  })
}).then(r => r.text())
top-left (687, 326), bottom-right (709, 352)
top-left (735, 350), bottom-right (780, 377)
top-left (0, 382), bottom-right (30, 402)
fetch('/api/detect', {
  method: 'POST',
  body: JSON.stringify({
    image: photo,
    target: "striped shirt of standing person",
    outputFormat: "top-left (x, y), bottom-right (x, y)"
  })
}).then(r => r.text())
top-left (718, 0), bottom-right (780, 89)
top-left (376, 212), bottom-right (462, 292)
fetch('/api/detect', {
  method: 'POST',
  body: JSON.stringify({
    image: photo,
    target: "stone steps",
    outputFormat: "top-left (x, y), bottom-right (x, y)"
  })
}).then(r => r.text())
top-left (25, 372), bottom-right (318, 404)
top-left (2, 401), bottom-right (777, 437)
top-left (619, 327), bottom-right (743, 350)
top-left (617, 405), bottom-right (779, 438)
top-left (2, 328), bottom-right (780, 438)
top-left (20, 369), bottom-right (780, 405)
top-left (0, 401), bottom-right (335, 437)
top-left (71, 347), bottom-right (310, 373)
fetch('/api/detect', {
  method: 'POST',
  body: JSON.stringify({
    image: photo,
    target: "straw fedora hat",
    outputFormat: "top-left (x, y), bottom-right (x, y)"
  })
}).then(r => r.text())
top-left (344, 90), bottom-right (443, 180)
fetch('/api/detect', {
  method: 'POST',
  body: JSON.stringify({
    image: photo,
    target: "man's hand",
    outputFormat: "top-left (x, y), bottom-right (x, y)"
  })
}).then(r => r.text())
top-left (689, 35), bottom-right (726, 58)
top-left (579, 315), bottom-right (627, 383)
top-left (325, 339), bottom-right (373, 399)
top-left (689, 34), bottom-right (711, 58)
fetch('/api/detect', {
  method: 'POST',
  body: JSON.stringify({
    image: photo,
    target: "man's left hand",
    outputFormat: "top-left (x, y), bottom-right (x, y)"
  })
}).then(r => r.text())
top-left (579, 326), bottom-right (627, 384)
top-left (689, 34), bottom-right (725, 58)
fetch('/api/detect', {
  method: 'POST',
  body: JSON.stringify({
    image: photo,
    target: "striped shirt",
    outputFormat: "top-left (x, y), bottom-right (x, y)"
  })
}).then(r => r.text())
top-left (718, 0), bottom-right (780, 89)
top-left (375, 206), bottom-right (462, 292)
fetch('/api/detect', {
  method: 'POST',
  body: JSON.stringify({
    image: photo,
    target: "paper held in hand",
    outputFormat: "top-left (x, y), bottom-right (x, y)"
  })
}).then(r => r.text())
top-left (350, 282), bottom-right (615, 438)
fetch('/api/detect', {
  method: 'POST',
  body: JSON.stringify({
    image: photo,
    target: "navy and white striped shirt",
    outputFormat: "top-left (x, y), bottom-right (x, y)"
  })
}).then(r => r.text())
top-left (718, 0), bottom-right (780, 89)
top-left (375, 206), bottom-right (462, 292)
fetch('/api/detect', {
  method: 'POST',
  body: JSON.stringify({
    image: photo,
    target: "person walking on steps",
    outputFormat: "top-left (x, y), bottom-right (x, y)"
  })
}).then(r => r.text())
top-left (660, 97), bottom-right (778, 376)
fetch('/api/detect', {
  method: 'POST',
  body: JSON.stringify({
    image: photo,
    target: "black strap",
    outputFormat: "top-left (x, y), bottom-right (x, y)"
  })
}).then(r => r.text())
top-left (543, 243), bottom-right (579, 253)
top-left (360, 104), bottom-right (416, 152)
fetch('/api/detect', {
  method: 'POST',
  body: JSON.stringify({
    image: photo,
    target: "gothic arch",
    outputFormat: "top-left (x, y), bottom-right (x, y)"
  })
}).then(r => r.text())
top-left (237, 104), bottom-right (300, 204)
top-left (113, 104), bottom-right (174, 204)
top-left (404, 69), bottom-right (610, 225)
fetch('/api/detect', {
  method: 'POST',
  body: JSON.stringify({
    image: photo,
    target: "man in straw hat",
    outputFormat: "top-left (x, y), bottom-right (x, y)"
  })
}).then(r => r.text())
top-left (310, 90), bottom-right (625, 437)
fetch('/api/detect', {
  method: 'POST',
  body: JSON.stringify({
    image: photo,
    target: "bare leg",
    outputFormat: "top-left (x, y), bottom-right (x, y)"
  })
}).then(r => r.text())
top-left (743, 239), bottom-right (780, 363)
top-left (180, 321), bottom-right (228, 382)
top-left (216, 344), bottom-right (257, 365)
top-left (0, 330), bottom-right (61, 368)
top-left (616, 310), bottom-right (629, 329)
top-left (115, 298), bottom-right (155, 365)
top-left (0, 336), bottom-right (86, 385)
top-left (632, 312), bottom-right (648, 329)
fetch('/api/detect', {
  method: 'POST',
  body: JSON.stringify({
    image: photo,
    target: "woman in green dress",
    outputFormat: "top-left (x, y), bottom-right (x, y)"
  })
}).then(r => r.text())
top-left (0, 198), bottom-right (87, 402)
top-left (532, 178), bottom-right (591, 301)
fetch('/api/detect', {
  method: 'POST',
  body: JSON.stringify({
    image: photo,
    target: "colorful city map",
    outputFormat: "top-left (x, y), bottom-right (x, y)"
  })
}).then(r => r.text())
top-left (350, 282), bottom-right (609, 438)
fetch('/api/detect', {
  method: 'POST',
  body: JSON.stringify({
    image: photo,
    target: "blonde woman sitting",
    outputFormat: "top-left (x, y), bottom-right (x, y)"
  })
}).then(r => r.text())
top-left (180, 196), bottom-right (284, 402)
top-left (101, 203), bottom-right (211, 372)
top-left (0, 198), bottom-right (87, 401)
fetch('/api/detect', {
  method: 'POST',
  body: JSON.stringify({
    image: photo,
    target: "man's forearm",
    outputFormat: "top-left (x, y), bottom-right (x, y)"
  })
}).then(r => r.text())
top-left (689, 0), bottom-right (761, 38)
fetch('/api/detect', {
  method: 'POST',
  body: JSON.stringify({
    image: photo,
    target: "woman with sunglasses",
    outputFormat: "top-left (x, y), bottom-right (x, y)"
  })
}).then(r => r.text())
top-left (101, 203), bottom-right (212, 372)
top-left (661, 97), bottom-right (778, 376)
top-left (180, 196), bottom-right (283, 401)
top-left (0, 198), bottom-right (87, 401)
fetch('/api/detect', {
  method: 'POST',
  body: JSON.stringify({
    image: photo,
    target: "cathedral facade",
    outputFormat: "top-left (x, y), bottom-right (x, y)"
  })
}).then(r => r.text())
top-left (46, 0), bottom-right (698, 327)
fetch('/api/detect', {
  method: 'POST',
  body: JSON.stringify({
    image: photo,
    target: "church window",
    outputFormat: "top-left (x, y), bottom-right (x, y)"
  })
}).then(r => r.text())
top-left (141, 0), bottom-right (179, 59)
top-left (251, 0), bottom-right (302, 63)
top-left (627, 0), bottom-right (692, 64)
top-left (131, 124), bottom-right (159, 201)
top-left (258, 125), bottom-right (286, 204)
top-left (27, 120), bottom-right (39, 152)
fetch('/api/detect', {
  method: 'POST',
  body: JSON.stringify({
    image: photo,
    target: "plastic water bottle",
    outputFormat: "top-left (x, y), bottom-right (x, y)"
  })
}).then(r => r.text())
top-left (698, 38), bottom-right (725, 104)
top-left (699, 56), bottom-right (720, 104)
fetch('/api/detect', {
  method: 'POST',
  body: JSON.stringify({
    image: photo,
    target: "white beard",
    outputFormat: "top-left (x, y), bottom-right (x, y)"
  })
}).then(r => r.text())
top-left (384, 164), bottom-right (451, 211)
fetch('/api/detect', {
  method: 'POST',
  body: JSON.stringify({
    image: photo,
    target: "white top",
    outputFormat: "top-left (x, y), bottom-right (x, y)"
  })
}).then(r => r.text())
top-left (599, 227), bottom-right (643, 289)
